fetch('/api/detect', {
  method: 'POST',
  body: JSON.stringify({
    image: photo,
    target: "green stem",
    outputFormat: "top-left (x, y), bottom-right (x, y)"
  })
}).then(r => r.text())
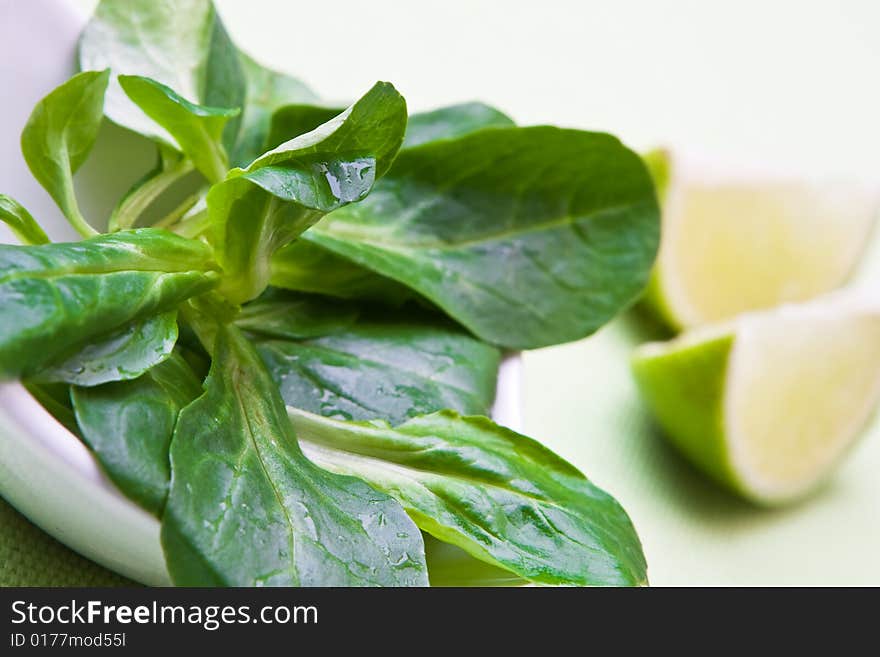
top-left (179, 301), bottom-right (217, 356)
top-left (204, 144), bottom-right (229, 185)
top-left (171, 208), bottom-right (211, 239)
top-left (109, 159), bottom-right (195, 231)
top-left (62, 178), bottom-right (98, 238)
top-left (179, 293), bottom-right (239, 355)
top-left (153, 188), bottom-right (206, 229)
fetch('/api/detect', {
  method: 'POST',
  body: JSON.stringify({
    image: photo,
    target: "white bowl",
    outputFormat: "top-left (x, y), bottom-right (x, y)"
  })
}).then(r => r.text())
top-left (0, 0), bottom-right (523, 586)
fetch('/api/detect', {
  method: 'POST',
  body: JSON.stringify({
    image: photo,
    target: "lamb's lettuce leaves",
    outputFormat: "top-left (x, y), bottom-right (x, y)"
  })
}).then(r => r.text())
top-left (161, 324), bottom-right (428, 586)
top-left (239, 292), bottom-right (501, 425)
top-left (20, 70), bottom-right (110, 238)
top-left (268, 102), bottom-right (515, 304)
top-left (71, 354), bottom-right (203, 515)
top-left (246, 81), bottom-right (404, 178)
top-left (118, 75), bottom-right (239, 182)
top-left (302, 126), bottom-right (660, 349)
top-left (402, 101), bottom-right (514, 148)
top-left (0, 194), bottom-right (49, 245)
top-left (0, 229), bottom-right (218, 381)
top-left (291, 408), bottom-right (649, 586)
top-left (270, 239), bottom-right (412, 304)
top-left (265, 105), bottom-right (343, 152)
top-left (206, 82), bottom-right (407, 304)
top-left (234, 289), bottom-right (360, 338)
top-left (232, 53), bottom-right (320, 166)
top-left (79, 0), bottom-right (245, 151)
top-left (34, 312), bottom-right (179, 387)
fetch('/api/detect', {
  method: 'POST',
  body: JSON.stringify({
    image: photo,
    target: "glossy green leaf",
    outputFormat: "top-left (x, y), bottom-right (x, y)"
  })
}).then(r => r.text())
top-left (271, 239), bottom-right (411, 304)
top-left (161, 324), bottom-right (428, 586)
top-left (119, 75), bottom-right (239, 182)
top-left (268, 99), bottom-right (508, 166)
top-left (20, 69), bottom-right (110, 238)
top-left (0, 194), bottom-right (49, 245)
top-left (206, 166), bottom-right (372, 304)
top-left (207, 82), bottom-right (407, 304)
top-left (79, 0), bottom-right (245, 151)
top-left (240, 292), bottom-right (501, 424)
top-left (247, 81), bottom-right (405, 177)
top-left (303, 126), bottom-right (660, 349)
top-left (0, 229), bottom-right (218, 381)
top-left (268, 102), bottom-right (515, 304)
top-left (291, 408), bottom-right (649, 586)
top-left (232, 52), bottom-right (320, 166)
top-left (265, 104), bottom-right (343, 152)
top-left (33, 312), bottom-right (179, 387)
top-left (71, 354), bottom-right (202, 515)
top-left (403, 101), bottom-right (514, 148)
top-left (235, 289), bottom-right (360, 339)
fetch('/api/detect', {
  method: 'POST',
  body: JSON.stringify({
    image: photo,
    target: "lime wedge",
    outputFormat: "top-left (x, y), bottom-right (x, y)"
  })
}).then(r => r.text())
top-left (632, 291), bottom-right (880, 504)
top-left (642, 150), bottom-right (878, 330)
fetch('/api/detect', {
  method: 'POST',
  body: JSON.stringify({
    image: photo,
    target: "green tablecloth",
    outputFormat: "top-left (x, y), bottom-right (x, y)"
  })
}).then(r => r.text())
top-left (0, 496), bottom-right (132, 586)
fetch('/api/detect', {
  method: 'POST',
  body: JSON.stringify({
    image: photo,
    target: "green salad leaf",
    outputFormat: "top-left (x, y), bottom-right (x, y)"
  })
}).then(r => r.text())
top-left (402, 101), bottom-right (514, 148)
top-left (79, 0), bottom-right (245, 151)
top-left (0, 194), bottom-right (49, 245)
top-left (161, 324), bottom-right (428, 586)
top-left (265, 105), bottom-right (343, 152)
top-left (267, 101), bottom-right (516, 305)
top-left (0, 229), bottom-right (218, 381)
top-left (234, 289), bottom-right (360, 338)
top-left (291, 408), bottom-right (649, 586)
top-left (34, 312), bottom-right (179, 387)
top-left (240, 292), bottom-right (501, 424)
top-left (71, 354), bottom-right (203, 515)
top-left (271, 239), bottom-right (412, 304)
top-left (207, 82), bottom-right (407, 303)
top-left (232, 53), bottom-right (320, 166)
top-left (302, 126), bottom-right (660, 349)
top-left (20, 69), bottom-right (110, 237)
top-left (247, 81), bottom-right (404, 177)
top-left (118, 75), bottom-right (240, 182)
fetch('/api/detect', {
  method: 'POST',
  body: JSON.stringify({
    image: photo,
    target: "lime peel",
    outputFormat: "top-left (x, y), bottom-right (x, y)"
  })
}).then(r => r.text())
top-left (633, 292), bottom-right (880, 504)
